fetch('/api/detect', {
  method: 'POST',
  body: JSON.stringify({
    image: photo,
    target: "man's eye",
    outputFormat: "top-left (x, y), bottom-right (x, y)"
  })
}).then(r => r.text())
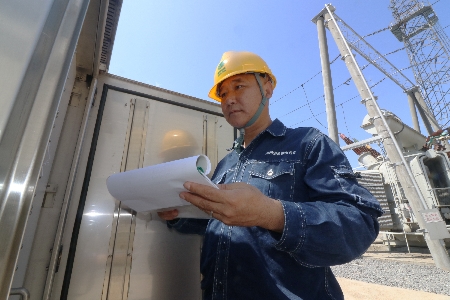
top-left (236, 85), bottom-right (243, 89)
top-left (220, 92), bottom-right (227, 99)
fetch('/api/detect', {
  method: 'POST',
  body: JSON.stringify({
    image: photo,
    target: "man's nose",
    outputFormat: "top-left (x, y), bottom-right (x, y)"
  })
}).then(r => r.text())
top-left (222, 91), bottom-right (237, 105)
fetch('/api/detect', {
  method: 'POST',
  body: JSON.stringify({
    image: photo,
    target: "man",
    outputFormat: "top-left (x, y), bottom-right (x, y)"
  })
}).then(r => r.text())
top-left (159, 51), bottom-right (383, 299)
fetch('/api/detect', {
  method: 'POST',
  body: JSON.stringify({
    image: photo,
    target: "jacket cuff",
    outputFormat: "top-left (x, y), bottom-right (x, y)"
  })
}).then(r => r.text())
top-left (275, 201), bottom-right (306, 253)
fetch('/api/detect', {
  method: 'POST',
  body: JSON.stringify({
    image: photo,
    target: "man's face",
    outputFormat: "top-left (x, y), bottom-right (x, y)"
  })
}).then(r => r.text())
top-left (218, 73), bottom-right (271, 128)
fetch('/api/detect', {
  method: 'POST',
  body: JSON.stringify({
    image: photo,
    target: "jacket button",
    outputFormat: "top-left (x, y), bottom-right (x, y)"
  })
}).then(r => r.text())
top-left (267, 169), bottom-right (273, 176)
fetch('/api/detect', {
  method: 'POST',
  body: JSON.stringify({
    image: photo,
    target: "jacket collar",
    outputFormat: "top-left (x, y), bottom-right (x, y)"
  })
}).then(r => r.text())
top-left (265, 119), bottom-right (287, 137)
top-left (229, 119), bottom-right (287, 153)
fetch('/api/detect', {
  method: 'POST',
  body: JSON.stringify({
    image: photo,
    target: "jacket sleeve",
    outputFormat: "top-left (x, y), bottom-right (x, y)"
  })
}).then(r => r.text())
top-left (274, 132), bottom-right (383, 267)
top-left (167, 218), bottom-right (209, 235)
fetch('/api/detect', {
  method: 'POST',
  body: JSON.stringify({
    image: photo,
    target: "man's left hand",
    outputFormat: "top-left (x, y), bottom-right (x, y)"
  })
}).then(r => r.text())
top-left (179, 182), bottom-right (285, 232)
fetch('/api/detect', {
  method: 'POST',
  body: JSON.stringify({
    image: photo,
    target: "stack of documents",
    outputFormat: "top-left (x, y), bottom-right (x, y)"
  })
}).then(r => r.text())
top-left (106, 155), bottom-right (218, 218)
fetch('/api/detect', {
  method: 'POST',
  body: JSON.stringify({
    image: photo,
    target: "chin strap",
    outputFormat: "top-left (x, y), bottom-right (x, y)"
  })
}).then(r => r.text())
top-left (231, 73), bottom-right (269, 154)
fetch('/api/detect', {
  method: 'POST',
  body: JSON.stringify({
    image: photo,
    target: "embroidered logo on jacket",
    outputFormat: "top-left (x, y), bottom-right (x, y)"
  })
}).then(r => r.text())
top-left (265, 151), bottom-right (296, 155)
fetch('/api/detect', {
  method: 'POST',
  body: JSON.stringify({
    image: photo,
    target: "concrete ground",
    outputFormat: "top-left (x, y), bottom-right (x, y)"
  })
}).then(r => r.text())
top-left (337, 245), bottom-right (450, 299)
top-left (337, 277), bottom-right (450, 300)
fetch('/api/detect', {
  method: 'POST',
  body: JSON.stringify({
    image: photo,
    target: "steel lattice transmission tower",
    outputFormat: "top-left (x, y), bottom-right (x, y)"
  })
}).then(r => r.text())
top-left (390, 0), bottom-right (450, 128)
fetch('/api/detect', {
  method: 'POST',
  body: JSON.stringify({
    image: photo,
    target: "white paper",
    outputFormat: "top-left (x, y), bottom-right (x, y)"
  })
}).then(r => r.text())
top-left (106, 155), bottom-right (218, 218)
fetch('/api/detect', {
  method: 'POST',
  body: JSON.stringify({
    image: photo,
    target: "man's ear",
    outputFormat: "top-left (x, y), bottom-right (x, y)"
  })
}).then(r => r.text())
top-left (264, 81), bottom-right (274, 99)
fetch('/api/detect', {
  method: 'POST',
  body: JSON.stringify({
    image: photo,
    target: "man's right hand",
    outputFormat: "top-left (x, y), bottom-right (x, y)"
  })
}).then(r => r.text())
top-left (157, 209), bottom-right (179, 220)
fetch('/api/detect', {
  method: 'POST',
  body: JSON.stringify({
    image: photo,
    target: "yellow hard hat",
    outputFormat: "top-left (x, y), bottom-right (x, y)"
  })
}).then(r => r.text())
top-left (208, 51), bottom-right (277, 102)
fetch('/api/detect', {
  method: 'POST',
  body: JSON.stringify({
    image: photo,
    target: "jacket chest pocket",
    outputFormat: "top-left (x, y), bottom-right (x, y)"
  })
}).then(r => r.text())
top-left (213, 168), bottom-right (236, 184)
top-left (248, 161), bottom-right (295, 200)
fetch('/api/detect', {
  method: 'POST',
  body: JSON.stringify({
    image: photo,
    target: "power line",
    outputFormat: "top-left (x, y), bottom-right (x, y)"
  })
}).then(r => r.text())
top-left (383, 46), bottom-right (406, 56)
top-left (362, 26), bottom-right (390, 38)
top-left (289, 93), bottom-right (360, 128)
top-left (278, 45), bottom-right (442, 125)
top-left (302, 84), bottom-right (327, 129)
top-left (280, 57), bottom-right (392, 122)
top-left (288, 111), bottom-right (327, 128)
top-left (279, 96), bottom-right (323, 118)
top-left (271, 54), bottom-right (341, 105)
top-left (340, 103), bottom-right (351, 136)
top-left (279, 73), bottom-right (355, 118)
top-left (287, 80), bottom-right (386, 128)
top-left (279, 71), bottom-right (357, 118)
top-left (269, 71), bottom-right (321, 105)
top-left (442, 118), bottom-right (450, 128)
top-left (275, 58), bottom-right (380, 118)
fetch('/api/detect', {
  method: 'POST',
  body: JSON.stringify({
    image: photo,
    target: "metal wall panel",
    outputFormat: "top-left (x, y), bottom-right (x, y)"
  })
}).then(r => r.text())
top-left (0, 0), bottom-right (90, 298)
top-left (0, 0), bottom-right (52, 141)
top-left (10, 55), bottom-right (77, 300)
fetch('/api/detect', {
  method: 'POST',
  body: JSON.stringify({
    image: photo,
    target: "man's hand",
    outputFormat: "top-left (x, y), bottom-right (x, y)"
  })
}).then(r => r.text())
top-left (157, 209), bottom-right (179, 220)
top-left (179, 182), bottom-right (285, 232)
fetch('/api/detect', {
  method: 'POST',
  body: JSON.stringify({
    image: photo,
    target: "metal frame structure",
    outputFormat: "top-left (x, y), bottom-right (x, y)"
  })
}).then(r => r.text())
top-left (390, 0), bottom-right (450, 128)
top-left (329, 11), bottom-right (440, 134)
top-left (313, 4), bottom-right (450, 271)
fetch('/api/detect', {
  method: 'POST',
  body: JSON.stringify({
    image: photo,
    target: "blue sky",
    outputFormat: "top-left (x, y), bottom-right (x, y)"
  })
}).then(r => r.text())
top-left (109, 0), bottom-right (450, 167)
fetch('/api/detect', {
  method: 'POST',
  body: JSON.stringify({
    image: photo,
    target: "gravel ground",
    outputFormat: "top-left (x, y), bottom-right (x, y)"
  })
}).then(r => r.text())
top-left (331, 257), bottom-right (450, 296)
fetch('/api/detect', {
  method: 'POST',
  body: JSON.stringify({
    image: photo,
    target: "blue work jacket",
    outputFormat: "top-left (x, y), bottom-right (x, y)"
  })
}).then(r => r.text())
top-left (169, 119), bottom-right (383, 300)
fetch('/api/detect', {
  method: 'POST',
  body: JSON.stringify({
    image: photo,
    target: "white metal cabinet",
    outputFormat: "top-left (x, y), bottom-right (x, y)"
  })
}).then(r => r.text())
top-left (66, 75), bottom-right (233, 300)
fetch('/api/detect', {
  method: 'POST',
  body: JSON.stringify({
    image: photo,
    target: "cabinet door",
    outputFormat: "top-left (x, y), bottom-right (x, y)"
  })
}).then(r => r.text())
top-left (67, 85), bottom-right (233, 300)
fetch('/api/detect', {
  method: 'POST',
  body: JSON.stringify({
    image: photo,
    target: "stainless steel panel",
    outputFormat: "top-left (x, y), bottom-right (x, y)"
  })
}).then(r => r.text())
top-left (9, 287), bottom-right (29, 300)
top-left (0, 1), bottom-right (52, 141)
top-left (11, 56), bottom-right (77, 299)
top-left (0, 0), bottom-right (90, 298)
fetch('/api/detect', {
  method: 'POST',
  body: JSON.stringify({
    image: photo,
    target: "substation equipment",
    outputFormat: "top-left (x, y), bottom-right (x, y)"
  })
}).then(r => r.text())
top-left (312, 2), bottom-right (450, 271)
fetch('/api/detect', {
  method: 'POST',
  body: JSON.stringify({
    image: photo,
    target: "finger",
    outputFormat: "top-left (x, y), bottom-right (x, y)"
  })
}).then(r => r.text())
top-left (157, 209), bottom-right (178, 220)
top-left (183, 182), bottom-right (224, 203)
top-left (217, 182), bottom-right (249, 190)
top-left (180, 191), bottom-right (224, 214)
